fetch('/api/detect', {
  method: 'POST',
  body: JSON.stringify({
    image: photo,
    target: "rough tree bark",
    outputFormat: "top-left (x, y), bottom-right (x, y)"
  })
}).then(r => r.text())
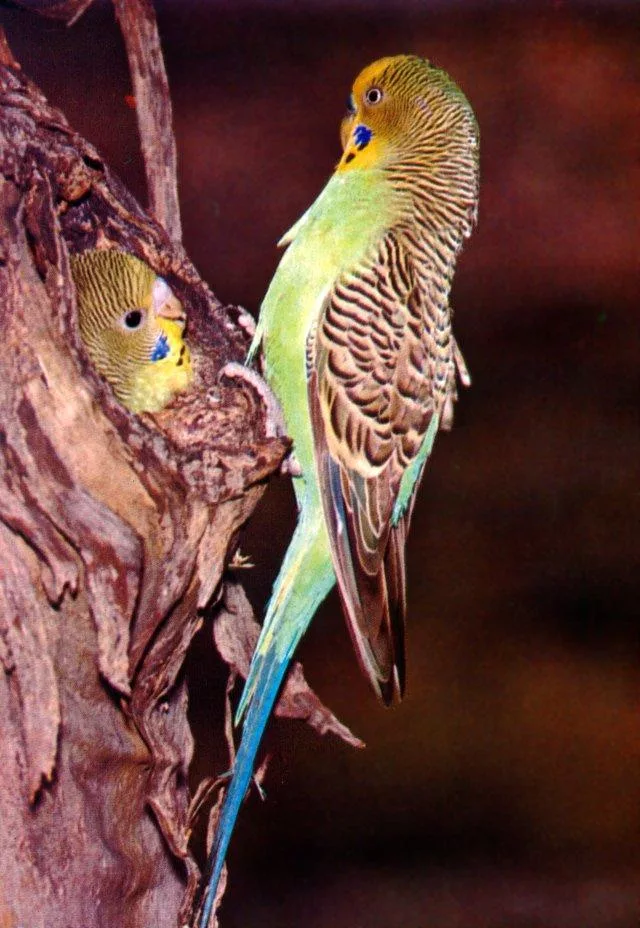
top-left (0, 4), bottom-right (360, 927)
top-left (0, 10), bottom-right (282, 928)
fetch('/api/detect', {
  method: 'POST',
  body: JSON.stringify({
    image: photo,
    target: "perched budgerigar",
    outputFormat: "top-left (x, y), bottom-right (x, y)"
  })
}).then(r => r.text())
top-left (198, 54), bottom-right (479, 924)
top-left (70, 249), bottom-right (192, 413)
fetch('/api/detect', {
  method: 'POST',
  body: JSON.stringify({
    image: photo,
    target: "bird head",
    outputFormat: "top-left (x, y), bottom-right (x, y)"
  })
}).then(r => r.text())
top-left (337, 55), bottom-right (478, 174)
top-left (71, 250), bottom-right (192, 413)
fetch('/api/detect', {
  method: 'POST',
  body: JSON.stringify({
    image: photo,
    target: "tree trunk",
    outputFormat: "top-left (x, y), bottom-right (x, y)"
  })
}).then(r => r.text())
top-left (0, 20), bottom-right (285, 928)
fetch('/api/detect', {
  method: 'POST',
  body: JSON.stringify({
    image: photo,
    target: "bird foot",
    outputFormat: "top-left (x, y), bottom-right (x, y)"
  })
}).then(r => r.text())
top-left (219, 362), bottom-right (285, 439)
top-left (219, 362), bottom-right (301, 476)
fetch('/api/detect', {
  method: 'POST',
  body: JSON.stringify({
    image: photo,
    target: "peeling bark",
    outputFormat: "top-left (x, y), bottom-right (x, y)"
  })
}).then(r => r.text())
top-left (0, 35), bottom-right (285, 928)
top-left (0, 7), bottom-right (362, 926)
top-left (214, 583), bottom-right (365, 750)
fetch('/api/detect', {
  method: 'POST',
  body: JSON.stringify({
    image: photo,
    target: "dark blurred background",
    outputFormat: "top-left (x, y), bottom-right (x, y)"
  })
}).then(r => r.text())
top-left (3, 1), bottom-right (639, 924)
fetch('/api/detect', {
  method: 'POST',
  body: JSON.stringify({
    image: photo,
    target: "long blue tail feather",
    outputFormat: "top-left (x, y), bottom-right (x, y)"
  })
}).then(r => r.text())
top-left (198, 649), bottom-right (290, 927)
top-left (198, 516), bottom-right (334, 927)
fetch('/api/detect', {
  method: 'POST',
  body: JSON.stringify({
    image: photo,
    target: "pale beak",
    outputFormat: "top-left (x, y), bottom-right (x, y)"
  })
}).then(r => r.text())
top-left (340, 114), bottom-right (355, 151)
top-left (152, 276), bottom-right (186, 324)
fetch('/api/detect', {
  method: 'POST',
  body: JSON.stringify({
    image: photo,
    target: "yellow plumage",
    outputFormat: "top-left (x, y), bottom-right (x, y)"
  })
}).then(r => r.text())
top-left (70, 250), bottom-right (192, 413)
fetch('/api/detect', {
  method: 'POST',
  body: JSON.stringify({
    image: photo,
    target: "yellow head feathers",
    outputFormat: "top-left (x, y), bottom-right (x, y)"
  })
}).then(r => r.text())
top-left (70, 250), bottom-right (193, 413)
top-left (337, 54), bottom-right (479, 175)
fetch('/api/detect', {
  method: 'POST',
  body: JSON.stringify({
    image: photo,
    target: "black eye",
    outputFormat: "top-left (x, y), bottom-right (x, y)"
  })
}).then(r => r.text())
top-left (365, 87), bottom-right (383, 106)
top-left (346, 93), bottom-right (356, 115)
top-left (123, 309), bottom-right (143, 329)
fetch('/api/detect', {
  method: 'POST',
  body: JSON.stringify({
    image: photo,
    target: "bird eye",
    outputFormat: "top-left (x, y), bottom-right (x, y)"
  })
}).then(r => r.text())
top-left (365, 87), bottom-right (383, 106)
top-left (346, 93), bottom-right (356, 115)
top-left (123, 309), bottom-right (144, 329)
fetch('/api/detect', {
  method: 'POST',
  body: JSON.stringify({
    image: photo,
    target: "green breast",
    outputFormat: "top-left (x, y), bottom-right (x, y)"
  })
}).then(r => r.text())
top-left (260, 168), bottom-right (393, 493)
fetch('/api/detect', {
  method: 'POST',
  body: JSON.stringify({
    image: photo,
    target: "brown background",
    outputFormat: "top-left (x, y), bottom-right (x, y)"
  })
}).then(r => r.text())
top-left (3, 1), bottom-right (639, 925)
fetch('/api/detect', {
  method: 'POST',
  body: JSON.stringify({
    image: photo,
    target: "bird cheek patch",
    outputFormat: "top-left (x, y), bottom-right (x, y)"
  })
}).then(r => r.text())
top-left (353, 123), bottom-right (373, 150)
top-left (150, 332), bottom-right (170, 362)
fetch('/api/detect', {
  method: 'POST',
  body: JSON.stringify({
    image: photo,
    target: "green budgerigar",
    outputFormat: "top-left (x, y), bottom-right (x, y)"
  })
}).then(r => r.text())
top-left (198, 54), bottom-right (479, 924)
top-left (70, 249), bottom-right (193, 413)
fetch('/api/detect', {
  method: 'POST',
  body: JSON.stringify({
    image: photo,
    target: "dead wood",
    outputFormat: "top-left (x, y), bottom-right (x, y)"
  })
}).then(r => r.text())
top-left (0, 27), bottom-right (285, 928)
top-left (0, 6), bottom-right (363, 926)
top-left (113, 0), bottom-right (183, 245)
top-left (214, 582), bottom-right (365, 750)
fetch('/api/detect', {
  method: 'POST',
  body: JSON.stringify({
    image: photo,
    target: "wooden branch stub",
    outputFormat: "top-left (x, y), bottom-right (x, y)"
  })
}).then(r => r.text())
top-left (113, 0), bottom-right (183, 244)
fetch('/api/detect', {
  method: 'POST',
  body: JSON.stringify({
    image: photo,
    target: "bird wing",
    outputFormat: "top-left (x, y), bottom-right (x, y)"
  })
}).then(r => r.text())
top-left (307, 228), bottom-right (443, 704)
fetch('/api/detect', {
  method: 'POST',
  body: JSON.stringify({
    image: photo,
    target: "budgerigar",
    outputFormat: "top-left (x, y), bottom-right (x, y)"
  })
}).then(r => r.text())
top-left (70, 249), bottom-right (192, 413)
top-left (198, 54), bottom-right (479, 924)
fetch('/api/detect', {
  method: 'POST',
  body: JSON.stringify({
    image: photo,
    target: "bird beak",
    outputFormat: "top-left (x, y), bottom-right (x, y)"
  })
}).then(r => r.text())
top-left (340, 114), bottom-right (354, 152)
top-left (152, 277), bottom-right (186, 324)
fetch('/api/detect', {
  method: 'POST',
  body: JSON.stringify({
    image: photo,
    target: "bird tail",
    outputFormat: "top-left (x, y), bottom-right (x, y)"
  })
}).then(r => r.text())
top-left (198, 514), bottom-right (334, 927)
top-left (198, 652), bottom-right (290, 928)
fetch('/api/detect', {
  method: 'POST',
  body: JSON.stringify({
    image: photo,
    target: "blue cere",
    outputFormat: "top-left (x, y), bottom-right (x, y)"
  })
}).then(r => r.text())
top-left (353, 123), bottom-right (373, 150)
top-left (151, 331), bottom-right (170, 362)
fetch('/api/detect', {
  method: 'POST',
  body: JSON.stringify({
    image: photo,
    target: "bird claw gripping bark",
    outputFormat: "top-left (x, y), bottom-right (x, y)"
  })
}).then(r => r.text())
top-left (218, 362), bottom-right (302, 476)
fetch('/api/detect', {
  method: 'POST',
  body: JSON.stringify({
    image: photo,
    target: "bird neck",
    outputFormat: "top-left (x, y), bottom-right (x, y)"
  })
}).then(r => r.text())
top-left (385, 127), bottom-right (479, 246)
top-left (336, 125), bottom-right (477, 246)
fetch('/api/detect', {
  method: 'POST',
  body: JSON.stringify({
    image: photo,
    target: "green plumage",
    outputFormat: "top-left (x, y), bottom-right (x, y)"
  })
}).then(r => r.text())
top-left (198, 54), bottom-right (479, 925)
